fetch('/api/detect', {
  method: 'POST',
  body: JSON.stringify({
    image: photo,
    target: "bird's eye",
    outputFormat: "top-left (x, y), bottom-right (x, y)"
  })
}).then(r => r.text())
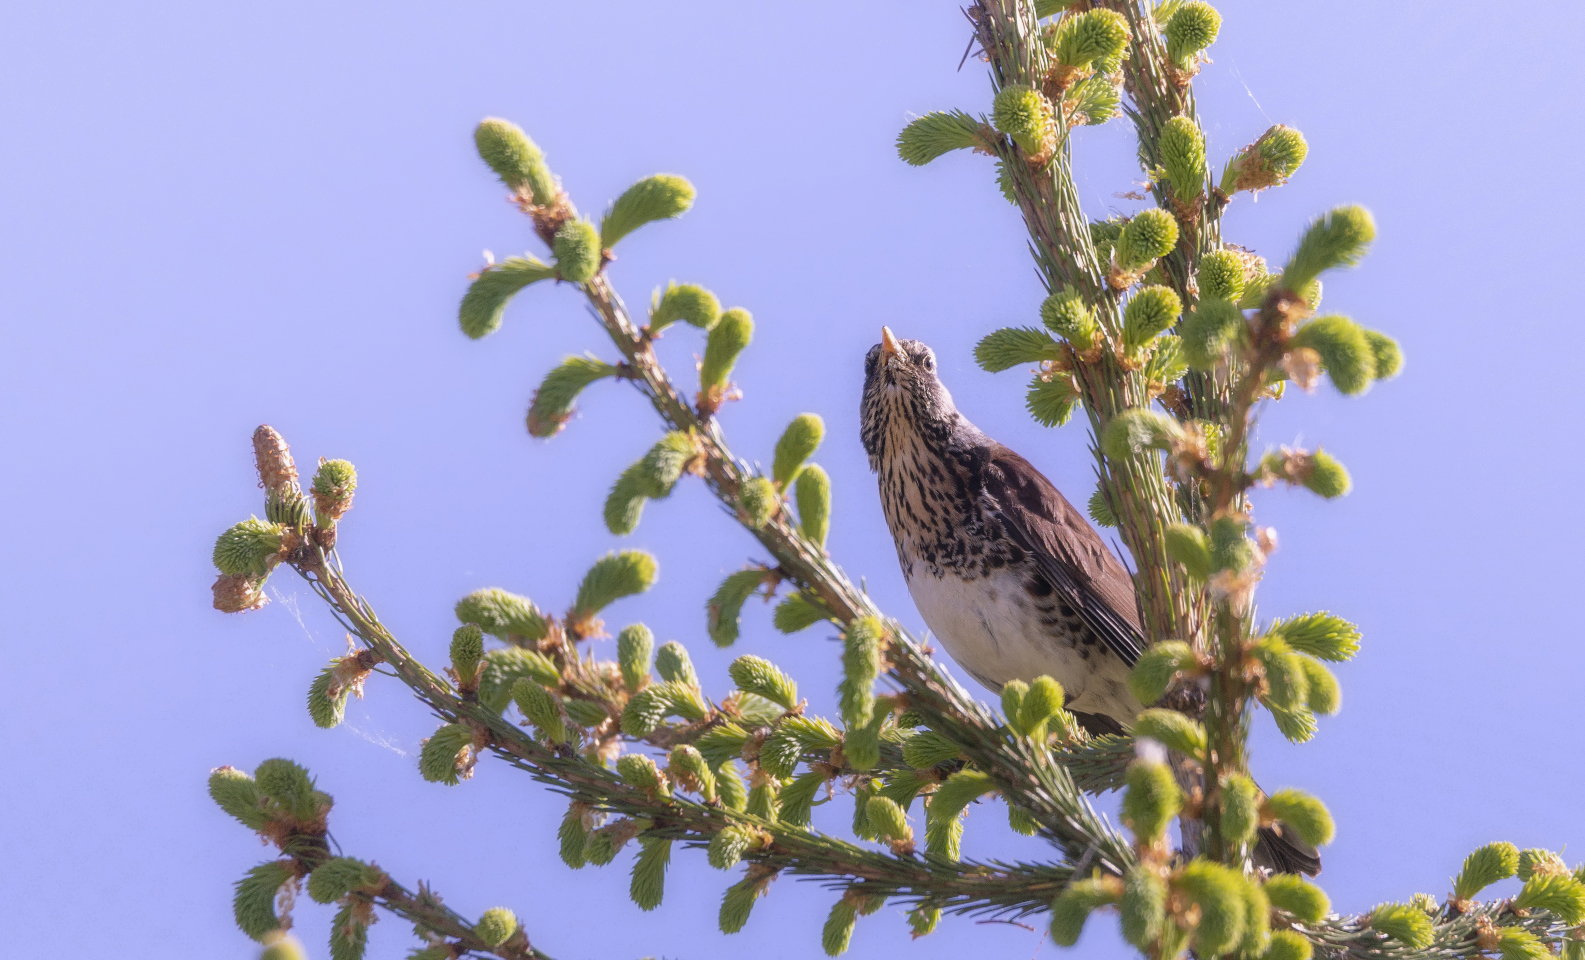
top-left (920, 353), bottom-right (935, 371)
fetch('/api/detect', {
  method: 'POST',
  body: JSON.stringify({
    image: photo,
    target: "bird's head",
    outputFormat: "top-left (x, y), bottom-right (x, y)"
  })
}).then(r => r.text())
top-left (860, 327), bottom-right (964, 470)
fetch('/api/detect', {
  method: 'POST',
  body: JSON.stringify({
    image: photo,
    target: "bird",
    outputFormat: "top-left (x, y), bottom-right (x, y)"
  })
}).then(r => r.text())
top-left (861, 327), bottom-right (1319, 876)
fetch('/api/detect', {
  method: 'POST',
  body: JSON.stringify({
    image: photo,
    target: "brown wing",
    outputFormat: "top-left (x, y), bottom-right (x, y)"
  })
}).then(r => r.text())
top-left (981, 444), bottom-right (1147, 667)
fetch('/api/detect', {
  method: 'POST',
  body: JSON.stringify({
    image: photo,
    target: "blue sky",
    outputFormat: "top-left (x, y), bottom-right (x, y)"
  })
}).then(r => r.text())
top-left (2, 2), bottom-right (1582, 958)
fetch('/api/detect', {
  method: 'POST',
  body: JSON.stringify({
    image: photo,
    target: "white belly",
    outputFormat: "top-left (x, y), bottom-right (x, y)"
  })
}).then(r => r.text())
top-left (905, 569), bottom-right (1141, 723)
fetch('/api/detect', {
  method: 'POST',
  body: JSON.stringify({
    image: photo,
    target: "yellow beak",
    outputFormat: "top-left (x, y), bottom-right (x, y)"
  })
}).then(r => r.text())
top-left (881, 326), bottom-right (901, 358)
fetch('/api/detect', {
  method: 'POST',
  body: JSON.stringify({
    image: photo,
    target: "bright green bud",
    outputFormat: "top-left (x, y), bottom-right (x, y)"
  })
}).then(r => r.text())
top-left (511, 678), bottom-right (567, 744)
top-left (1241, 266), bottom-right (1278, 308)
top-left (778, 782), bottom-right (829, 823)
top-left (552, 219), bottom-right (601, 283)
top-left (926, 813), bottom-right (963, 859)
top-left (1163, 524), bottom-right (1212, 581)
top-left (1263, 789), bottom-right (1334, 847)
top-left (254, 758), bottom-right (321, 821)
top-left (707, 568), bottom-right (769, 647)
top-left (616, 753), bottom-right (670, 799)
top-left (449, 624), bottom-right (484, 686)
top-left (1001, 679), bottom-right (1028, 727)
top-left (1363, 329), bottom-right (1403, 380)
top-left (1050, 9), bottom-right (1131, 68)
top-left (1292, 315), bottom-right (1376, 395)
top-left (1369, 903), bottom-right (1433, 948)
top-left (1220, 773), bottom-right (1261, 847)
top-left (234, 861), bottom-right (294, 941)
top-left (310, 459), bottom-right (356, 522)
top-left (1179, 297), bottom-right (1244, 370)
top-left (708, 825), bottom-right (755, 870)
top-left (261, 935), bottom-right (309, 960)
top-left (209, 766), bottom-right (269, 831)
top-left (1252, 637), bottom-right (1309, 712)
top-left (1117, 208), bottom-right (1179, 270)
top-left (600, 174), bottom-right (694, 248)
top-left (1296, 655), bottom-right (1341, 715)
top-left (1283, 205), bottom-right (1375, 292)
top-left (736, 476), bottom-right (778, 529)
top-left (621, 680), bottom-right (707, 736)
top-left (654, 640), bottom-right (697, 687)
top-left (1026, 374), bottom-right (1080, 428)
top-left (908, 906), bottom-right (942, 937)
top-left (795, 464), bottom-right (831, 547)
top-left (1221, 124), bottom-right (1309, 194)
top-left (843, 707), bottom-right (887, 773)
top-left (527, 355), bottom-right (621, 439)
top-left (213, 518), bottom-right (284, 577)
top-left (1159, 116), bottom-right (1207, 200)
top-left (1268, 612), bottom-right (1360, 662)
top-left (630, 837), bottom-right (671, 911)
top-left (1270, 703), bottom-right (1318, 744)
top-left (1144, 333), bottom-right (1187, 387)
top-left (650, 281), bottom-right (722, 333)
top-left (476, 647), bottom-right (559, 713)
top-left (572, 551), bottom-right (657, 621)
top-left (729, 655), bottom-right (798, 709)
top-left (772, 591), bottom-right (829, 633)
top-left (1264, 874), bottom-right (1329, 924)
top-left (902, 731), bottom-right (961, 770)
top-left (419, 724), bottom-right (473, 785)
top-left (1041, 290), bottom-right (1099, 350)
top-left (455, 588), bottom-right (548, 642)
top-left (758, 725), bottom-right (803, 779)
top-left (1123, 284), bottom-right (1183, 349)
top-left (1132, 708), bottom-right (1207, 757)
top-left (1164, 1), bottom-right (1221, 66)
top-left (866, 795), bottom-right (912, 844)
top-left (1122, 760), bottom-right (1182, 843)
top-left (839, 617), bottom-right (885, 727)
top-left (823, 896), bottom-right (860, 956)
top-left (470, 907), bottom-right (517, 948)
top-left (1068, 75), bottom-right (1121, 125)
top-left (1050, 878), bottom-right (1120, 947)
top-left (1177, 860), bottom-right (1247, 956)
top-left (473, 118), bottom-right (556, 203)
top-left (719, 873), bottom-right (766, 934)
top-left (617, 624), bottom-right (654, 692)
top-left (718, 761), bottom-right (748, 812)
top-left (1302, 450), bottom-right (1352, 498)
top-left (668, 744), bottom-right (717, 802)
top-left (1129, 641), bottom-right (1195, 705)
top-left (897, 110), bottom-right (990, 166)
top-left (1519, 848), bottom-right (1568, 880)
top-left (1102, 407), bottom-right (1185, 461)
top-left (306, 858), bottom-right (383, 905)
top-left (1498, 928), bottom-right (1550, 960)
top-left (459, 257), bottom-right (556, 339)
top-left (1198, 250), bottom-right (1246, 301)
top-left (773, 414), bottom-right (824, 489)
top-left (1087, 486), bottom-right (1117, 528)
top-left (696, 722), bottom-right (751, 769)
top-left (1209, 515), bottom-right (1254, 573)
top-left (930, 770), bottom-right (996, 825)
top-left (746, 780), bottom-right (781, 820)
top-left (1265, 930), bottom-right (1314, 960)
top-left (1120, 867), bottom-right (1167, 948)
top-left (557, 804), bottom-right (589, 869)
top-left (701, 307), bottom-right (753, 391)
top-left (1017, 675), bottom-right (1066, 739)
top-left (563, 698), bottom-right (608, 727)
top-left (1008, 803), bottom-right (1038, 836)
top-left (1513, 873), bottom-right (1585, 923)
top-left (975, 326), bottom-right (1062, 373)
top-left (992, 85), bottom-right (1055, 157)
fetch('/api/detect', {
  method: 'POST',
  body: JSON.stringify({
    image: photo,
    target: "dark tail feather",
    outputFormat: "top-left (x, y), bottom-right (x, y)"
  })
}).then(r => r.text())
top-left (1254, 823), bottom-right (1321, 876)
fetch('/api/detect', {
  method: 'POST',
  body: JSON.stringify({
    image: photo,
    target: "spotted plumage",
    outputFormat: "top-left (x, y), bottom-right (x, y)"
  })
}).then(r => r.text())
top-left (861, 328), bottom-right (1320, 875)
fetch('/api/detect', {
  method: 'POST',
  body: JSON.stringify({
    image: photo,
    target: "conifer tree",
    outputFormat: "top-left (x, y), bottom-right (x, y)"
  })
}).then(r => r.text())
top-left (207, 4), bottom-right (1583, 959)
